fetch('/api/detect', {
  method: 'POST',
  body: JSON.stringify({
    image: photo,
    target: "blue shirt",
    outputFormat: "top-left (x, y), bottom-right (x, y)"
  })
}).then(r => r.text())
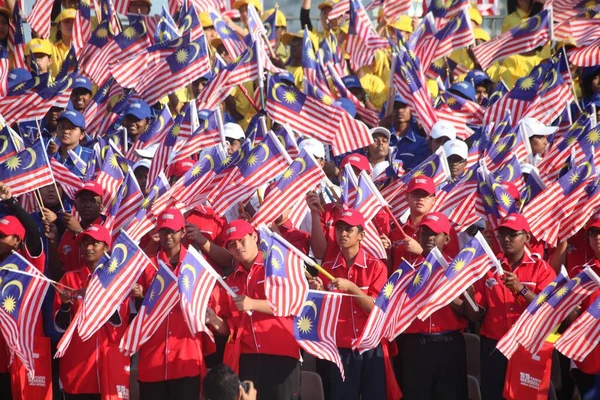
top-left (51, 144), bottom-right (94, 178)
top-left (390, 125), bottom-right (429, 171)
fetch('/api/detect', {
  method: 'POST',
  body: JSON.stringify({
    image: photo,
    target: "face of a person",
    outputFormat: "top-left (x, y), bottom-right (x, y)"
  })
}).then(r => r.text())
top-left (56, 119), bottom-right (84, 147)
top-left (475, 85), bottom-right (488, 104)
top-left (275, 26), bottom-right (286, 43)
top-left (32, 53), bottom-right (52, 74)
top-left (191, 79), bottom-right (208, 98)
top-left (239, 5), bottom-right (249, 28)
top-left (128, 1), bottom-right (150, 15)
top-left (122, 115), bottom-right (148, 139)
top-left (70, 88), bottom-right (92, 112)
top-left (395, 103), bottom-right (411, 124)
top-left (320, 7), bottom-right (332, 30)
top-left (45, 107), bottom-right (63, 131)
top-left (448, 155), bottom-right (467, 179)
top-left (592, 74), bottom-right (600, 94)
top-left (205, 27), bottom-right (218, 43)
top-left (216, 44), bottom-right (233, 63)
top-left (226, 139), bottom-right (242, 155)
top-left (39, 184), bottom-right (61, 207)
top-left (0, 234), bottom-right (20, 256)
top-left (418, 226), bottom-right (448, 255)
top-left (226, 233), bottom-right (259, 265)
top-left (158, 228), bottom-right (184, 251)
top-left (368, 134), bottom-right (389, 160)
top-left (497, 228), bottom-right (528, 256)
top-left (588, 228), bottom-right (600, 255)
top-left (407, 189), bottom-right (435, 216)
top-left (75, 191), bottom-right (102, 222)
top-left (0, 14), bottom-right (9, 41)
top-left (517, 0), bottom-right (532, 12)
top-left (80, 237), bottom-right (107, 264)
top-left (60, 18), bottom-right (74, 39)
top-left (134, 167), bottom-right (149, 196)
top-left (62, 0), bottom-right (80, 8)
top-left (335, 222), bottom-right (363, 249)
top-left (529, 135), bottom-right (548, 155)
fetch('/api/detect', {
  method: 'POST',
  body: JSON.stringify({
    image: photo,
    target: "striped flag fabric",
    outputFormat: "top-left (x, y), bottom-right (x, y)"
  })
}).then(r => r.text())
top-left (252, 149), bottom-right (326, 227)
top-left (417, 232), bottom-right (499, 320)
top-left (0, 140), bottom-right (54, 197)
top-left (27, 0), bottom-right (54, 39)
top-left (382, 0), bottom-right (411, 20)
top-left (0, 125), bottom-right (22, 164)
top-left (260, 229), bottom-right (309, 317)
top-left (147, 106), bottom-right (187, 188)
top-left (72, 0), bottom-right (93, 56)
top-left (171, 110), bottom-right (221, 163)
top-left (95, 147), bottom-right (125, 212)
top-left (472, 8), bottom-right (552, 70)
top-left (80, 20), bottom-right (116, 86)
top-left (353, 260), bottom-right (415, 353)
top-left (555, 294), bottom-right (600, 362)
top-left (178, 246), bottom-right (220, 339)
top-left (105, 170), bottom-right (144, 238)
top-left (210, 11), bottom-right (247, 58)
top-left (49, 158), bottom-right (84, 200)
top-left (0, 46), bottom-right (7, 97)
top-left (425, 0), bottom-right (471, 18)
top-left (353, 171), bottom-right (388, 259)
top-left (8, 2), bottom-right (26, 70)
top-left (294, 290), bottom-right (345, 380)
top-left (82, 77), bottom-right (115, 138)
top-left (555, 17), bottom-right (600, 46)
top-left (557, 178), bottom-right (600, 243)
top-left (0, 252), bottom-right (51, 376)
top-left (119, 261), bottom-right (179, 356)
top-left (569, 38), bottom-right (600, 67)
top-left (345, 0), bottom-right (388, 71)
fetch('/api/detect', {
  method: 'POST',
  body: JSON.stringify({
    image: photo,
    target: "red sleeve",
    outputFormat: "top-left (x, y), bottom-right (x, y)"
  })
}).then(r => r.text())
top-left (20, 246), bottom-right (46, 273)
top-left (473, 277), bottom-right (488, 310)
top-left (367, 259), bottom-right (388, 298)
top-left (534, 260), bottom-right (557, 294)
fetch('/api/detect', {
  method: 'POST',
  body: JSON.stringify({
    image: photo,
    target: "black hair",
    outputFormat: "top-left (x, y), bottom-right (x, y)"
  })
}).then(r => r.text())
top-left (582, 68), bottom-right (600, 100)
top-left (203, 364), bottom-right (240, 400)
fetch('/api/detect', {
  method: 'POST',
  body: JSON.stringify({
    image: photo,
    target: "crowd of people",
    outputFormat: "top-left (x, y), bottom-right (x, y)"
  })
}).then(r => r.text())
top-left (0, 0), bottom-right (600, 399)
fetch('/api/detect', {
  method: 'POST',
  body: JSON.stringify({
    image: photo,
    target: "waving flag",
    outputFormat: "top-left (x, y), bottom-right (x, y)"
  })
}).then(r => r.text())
top-left (569, 38), bottom-right (600, 67)
top-left (95, 147), bottom-right (125, 212)
top-left (555, 294), bottom-right (600, 362)
top-left (106, 170), bottom-right (144, 238)
top-left (120, 261), bottom-right (179, 356)
top-left (74, 231), bottom-right (151, 342)
top-left (126, 172), bottom-right (171, 242)
top-left (497, 267), bottom-right (570, 358)
top-left (109, 17), bottom-right (152, 88)
top-left (0, 252), bottom-right (50, 375)
top-left (49, 158), bottom-right (85, 200)
top-left (155, 5), bottom-right (181, 43)
top-left (27, 0), bottom-right (54, 39)
top-left (177, 0), bottom-right (204, 40)
top-left (0, 126), bottom-right (21, 164)
top-left (0, 140), bottom-right (53, 196)
top-left (8, 2), bottom-right (26, 69)
top-left (210, 11), bottom-right (246, 58)
top-left (178, 247), bottom-right (220, 338)
top-left (260, 229), bottom-right (309, 317)
top-left (558, 177), bottom-right (600, 242)
top-left (80, 20), bottom-right (116, 86)
top-left (426, 0), bottom-right (471, 18)
top-left (294, 291), bottom-right (344, 379)
top-left (353, 171), bottom-right (388, 259)
top-left (345, 0), bottom-right (388, 71)
top-left (252, 149), bottom-right (325, 227)
top-left (302, 27), bottom-right (332, 96)
top-left (73, 0), bottom-right (93, 56)
top-left (382, 0), bottom-right (411, 20)
top-left (433, 164), bottom-right (479, 216)
top-left (125, 107), bottom-right (173, 160)
top-left (172, 110), bottom-right (221, 163)
top-left (473, 9), bottom-right (552, 70)
top-left (418, 233), bottom-right (499, 320)
top-left (83, 77), bottom-right (115, 137)
top-left (353, 260), bottom-right (415, 353)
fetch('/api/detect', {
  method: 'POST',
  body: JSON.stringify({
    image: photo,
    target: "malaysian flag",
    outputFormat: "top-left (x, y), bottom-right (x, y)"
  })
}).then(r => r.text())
top-left (417, 233), bottom-right (499, 320)
top-left (80, 20), bottom-right (116, 86)
top-left (0, 252), bottom-right (50, 376)
top-left (0, 140), bottom-right (54, 196)
top-left (73, 0), bottom-right (93, 56)
top-left (382, 0), bottom-right (411, 20)
top-left (252, 149), bottom-right (325, 227)
top-left (177, 0), bottom-right (204, 41)
top-left (155, 5), bottom-right (181, 43)
top-left (109, 17), bottom-right (153, 89)
top-left (105, 170), bottom-right (144, 238)
top-left (497, 267), bottom-right (570, 358)
top-left (172, 110), bottom-right (221, 163)
top-left (49, 158), bottom-right (85, 200)
top-left (558, 177), bottom-right (600, 242)
top-left (208, 132), bottom-right (290, 215)
top-left (126, 172), bottom-right (170, 242)
top-left (210, 11), bottom-right (246, 58)
top-left (555, 16), bottom-right (600, 46)
top-left (83, 77), bottom-right (115, 137)
top-left (0, 46), bottom-right (7, 97)
top-left (0, 125), bottom-right (21, 163)
top-left (302, 27), bottom-right (332, 97)
top-left (27, 0), bottom-right (54, 39)
top-left (353, 171), bottom-right (388, 259)
top-left (517, 268), bottom-right (600, 354)
top-left (147, 107), bottom-right (187, 188)
top-left (569, 38), bottom-right (600, 67)
top-left (260, 228), bottom-right (309, 317)
top-left (262, 6), bottom-right (278, 47)
top-left (95, 147), bottom-right (125, 212)
top-left (294, 290), bottom-right (345, 379)
top-left (553, 0), bottom-right (600, 24)
top-left (353, 260), bottom-right (415, 353)
top-left (119, 261), bottom-right (179, 356)
top-left (345, 0), bottom-right (388, 71)
top-left (472, 8), bottom-right (552, 70)
top-left (436, 90), bottom-right (485, 140)
top-left (426, 0), bottom-right (471, 18)
top-left (555, 294), bottom-right (600, 362)
top-left (8, 2), bottom-right (26, 69)
top-left (178, 246), bottom-right (220, 338)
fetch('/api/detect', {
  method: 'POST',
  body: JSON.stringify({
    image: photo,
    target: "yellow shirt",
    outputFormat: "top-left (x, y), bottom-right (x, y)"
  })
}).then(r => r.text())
top-left (359, 73), bottom-right (387, 111)
top-left (286, 65), bottom-right (304, 89)
top-left (360, 49), bottom-right (391, 86)
top-left (230, 80), bottom-right (256, 131)
top-left (50, 41), bottom-right (70, 78)
top-left (500, 53), bottom-right (544, 89)
top-left (275, 42), bottom-right (288, 63)
top-left (501, 8), bottom-right (529, 33)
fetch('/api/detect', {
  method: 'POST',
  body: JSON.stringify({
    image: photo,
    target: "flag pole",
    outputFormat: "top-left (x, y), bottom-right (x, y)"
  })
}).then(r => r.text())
top-left (39, 135), bottom-right (66, 212)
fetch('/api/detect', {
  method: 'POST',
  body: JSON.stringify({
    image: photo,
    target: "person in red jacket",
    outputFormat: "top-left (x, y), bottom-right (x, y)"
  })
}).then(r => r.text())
top-left (136, 208), bottom-right (211, 400)
top-left (206, 219), bottom-right (301, 400)
top-left (54, 224), bottom-right (130, 399)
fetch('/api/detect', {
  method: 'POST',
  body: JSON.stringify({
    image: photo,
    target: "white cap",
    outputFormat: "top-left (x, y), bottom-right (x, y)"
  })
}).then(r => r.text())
top-left (223, 122), bottom-right (245, 141)
top-left (134, 142), bottom-right (160, 159)
top-left (370, 127), bottom-right (391, 141)
top-left (298, 138), bottom-right (325, 159)
top-left (519, 117), bottom-right (558, 138)
top-left (443, 139), bottom-right (468, 160)
top-left (520, 162), bottom-right (539, 175)
top-left (430, 121), bottom-right (457, 140)
top-left (132, 159), bottom-right (151, 171)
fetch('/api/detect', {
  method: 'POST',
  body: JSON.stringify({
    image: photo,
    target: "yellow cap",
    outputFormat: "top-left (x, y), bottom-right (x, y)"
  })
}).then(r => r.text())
top-left (339, 21), bottom-right (349, 34)
top-left (199, 12), bottom-right (213, 28)
top-left (232, 0), bottom-right (262, 13)
top-left (55, 8), bottom-right (77, 23)
top-left (262, 9), bottom-right (287, 27)
top-left (27, 38), bottom-right (53, 56)
top-left (318, 0), bottom-right (338, 10)
top-left (468, 6), bottom-right (483, 25)
top-left (281, 31), bottom-right (303, 46)
top-left (474, 27), bottom-right (490, 41)
top-left (0, 7), bottom-right (11, 19)
top-left (389, 15), bottom-right (413, 33)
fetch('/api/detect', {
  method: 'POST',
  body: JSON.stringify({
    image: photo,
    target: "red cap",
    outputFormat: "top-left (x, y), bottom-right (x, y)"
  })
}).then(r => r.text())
top-left (157, 208), bottom-right (185, 231)
top-left (77, 224), bottom-right (111, 247)
top-left (334, 208), bottom-right (366, 229)
top-left (587, 213), bottom-right (600, 229)
top-left (223, 220), bottom-right (256, 244)
top-left (498, 213), bottom-right (530, 232)
top-left (0, 216), bottom-right (25, 241)
top-left (500, 182), bottom-right (520, 201)
top-left (76, 181), bottom-right (104, 199)
top-left (418, 212), bottom-right (451, 234)
top-left (168, 158), bottom-right (195, 179)
top-left (340, 154), bottom-right (371, 173)
top-left (407, 176), bottom-right (435, 195)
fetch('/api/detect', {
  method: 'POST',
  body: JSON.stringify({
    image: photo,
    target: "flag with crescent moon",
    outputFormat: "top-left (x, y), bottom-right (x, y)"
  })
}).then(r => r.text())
top-left (0, 139), bottom-right (54, 197)
top-left (72, 0), bottom-right (93, 57)
top-left (345, 0), bottom-right (388, 71)
top-left (177, 0), bottom-right (204, 41)
top-left (353, 171), bottom-right (388, 259)
top-left (8, 1), bottom-right (26, 70)
top-left (0, 252), bottom-right (50, 376)
top-left (105, 169), bottom-right (144, 239)
top-left (119, 260), bottom-right (179, 356)
top-left (425, 0), bottom-right (471, 19)
top-left (294, 290), bottom-right (345, 380)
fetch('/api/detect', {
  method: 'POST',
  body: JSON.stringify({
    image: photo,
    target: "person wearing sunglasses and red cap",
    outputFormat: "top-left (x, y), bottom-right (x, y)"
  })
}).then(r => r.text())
top-left (206, 219), bottom-right (301, 400)
top-left (136, 208), bottom-right (213, 400)
top-left (308, 208), bottom-right (387, 400)
top-left (469, 214), bottom-right (556, 400)
top-left (54, 224), bottom-right (130, 399)
top-left (0, 184), bottom-right (51, 398)
top-left (395, 212), bottom-right (471, 400)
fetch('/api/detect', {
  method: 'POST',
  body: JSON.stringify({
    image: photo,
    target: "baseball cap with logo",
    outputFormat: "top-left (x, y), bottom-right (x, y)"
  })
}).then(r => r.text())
top-left (449, 81), bottom-right (476, 102)
top-left (57, 110), bottom-right (86, 129)
top-left (77, 224), bottom-right (112, 247)
top-left (430, 121), bottom-right (457, 141)
top-left (340, 154), bottom-right (371, 173)
top-left (27, 38), bottom-right (53, 56)
top-left (0, 216), bottom-right (25, 241)
top-left (75, 181), bottom-right (104, 199)
top-left (443, 139), bottom-right (468, 160)
top-left (73, 76), bottom-right (93, 92)
top-left (498, 213), bottom-right (530, 233)
top-left (519, 117), bottom-right (558, 138)
top-left (7, 68), bottom-right (32, 90)
top-left (124, 100), bottom-right (152, 120)
top-left (168, 158), bottom-right (195, 179)
top-left (223, 220), bottom-right (256, 244)
top-left (157, 208), bottom-right (185, 231)
top-left (334, 208), bottom-right (366, 229)
top-left (418, 212), bottom-right (451, 234)
top-left (407, 176), bottom-right (435, 195)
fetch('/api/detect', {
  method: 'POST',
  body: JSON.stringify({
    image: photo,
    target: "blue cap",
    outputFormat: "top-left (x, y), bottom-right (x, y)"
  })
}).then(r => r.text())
top-left (449, 81), bottom-right (476, 102)
top-left (7, 68), bottom-right (32, 90)
top-left (124, 100), bottom-right (151, 120)
top-left (394, 93), bottom-right (408, 105)
top-left (337, 98), bottom-right (356, 118)
top-left (342, 75), bottom-right (362, 90)
top-left (57, 110), bottom-right (86, 129)
top-left (582, 66), bottom-right (600, 80)
top-left (277, 71), bottom-right (296, 84)
top-left (465, 69), bottom-right (491, 86)
top-left (72, 75), bottom-right (92, 92)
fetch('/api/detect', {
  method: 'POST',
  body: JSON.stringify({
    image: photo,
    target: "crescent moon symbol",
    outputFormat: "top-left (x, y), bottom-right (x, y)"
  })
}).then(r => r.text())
top-left (2, 264), bottom-right (18, 270)
top-left (113, 243), bottom-right (129, 267)
top-left (181, 263), bottom-right (197, 286)
top-left (506, 163), bottom-right (514, 182)
top-left (585, 162), bottom-right (593, 179)
top-left (204, 154), bottom-right (215, 170)
top-left (272, 82), bottom-right (285, 103)
top-left (572, 277), bottom-right (581, 287)
top-left (2, 280), bottom-right (24, 300)
top-left (258, 142), bottom-right (270, 162)
top-left (271, 245), bottom-right (285, 263)
top-left (188, 42), bottom-right (201, 60)
top-left (297, 158), bottom-right (307, 174)
top-left (156, 274), bottom-right (165, 296)
top-left (303, 300), bottom-right (318, 316)
top-left (530, 15), bottom-right (542, 33)
top-left (181, 14), bottom-right (193, 32)
top-left (356, 187), bottom-right (363, 205)
top-left (0, 135), bottom-right (8, 154)
top-left (459, 247), bottom-right (477, 264)
top-left (24, 148), bottom-right (37, 169)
